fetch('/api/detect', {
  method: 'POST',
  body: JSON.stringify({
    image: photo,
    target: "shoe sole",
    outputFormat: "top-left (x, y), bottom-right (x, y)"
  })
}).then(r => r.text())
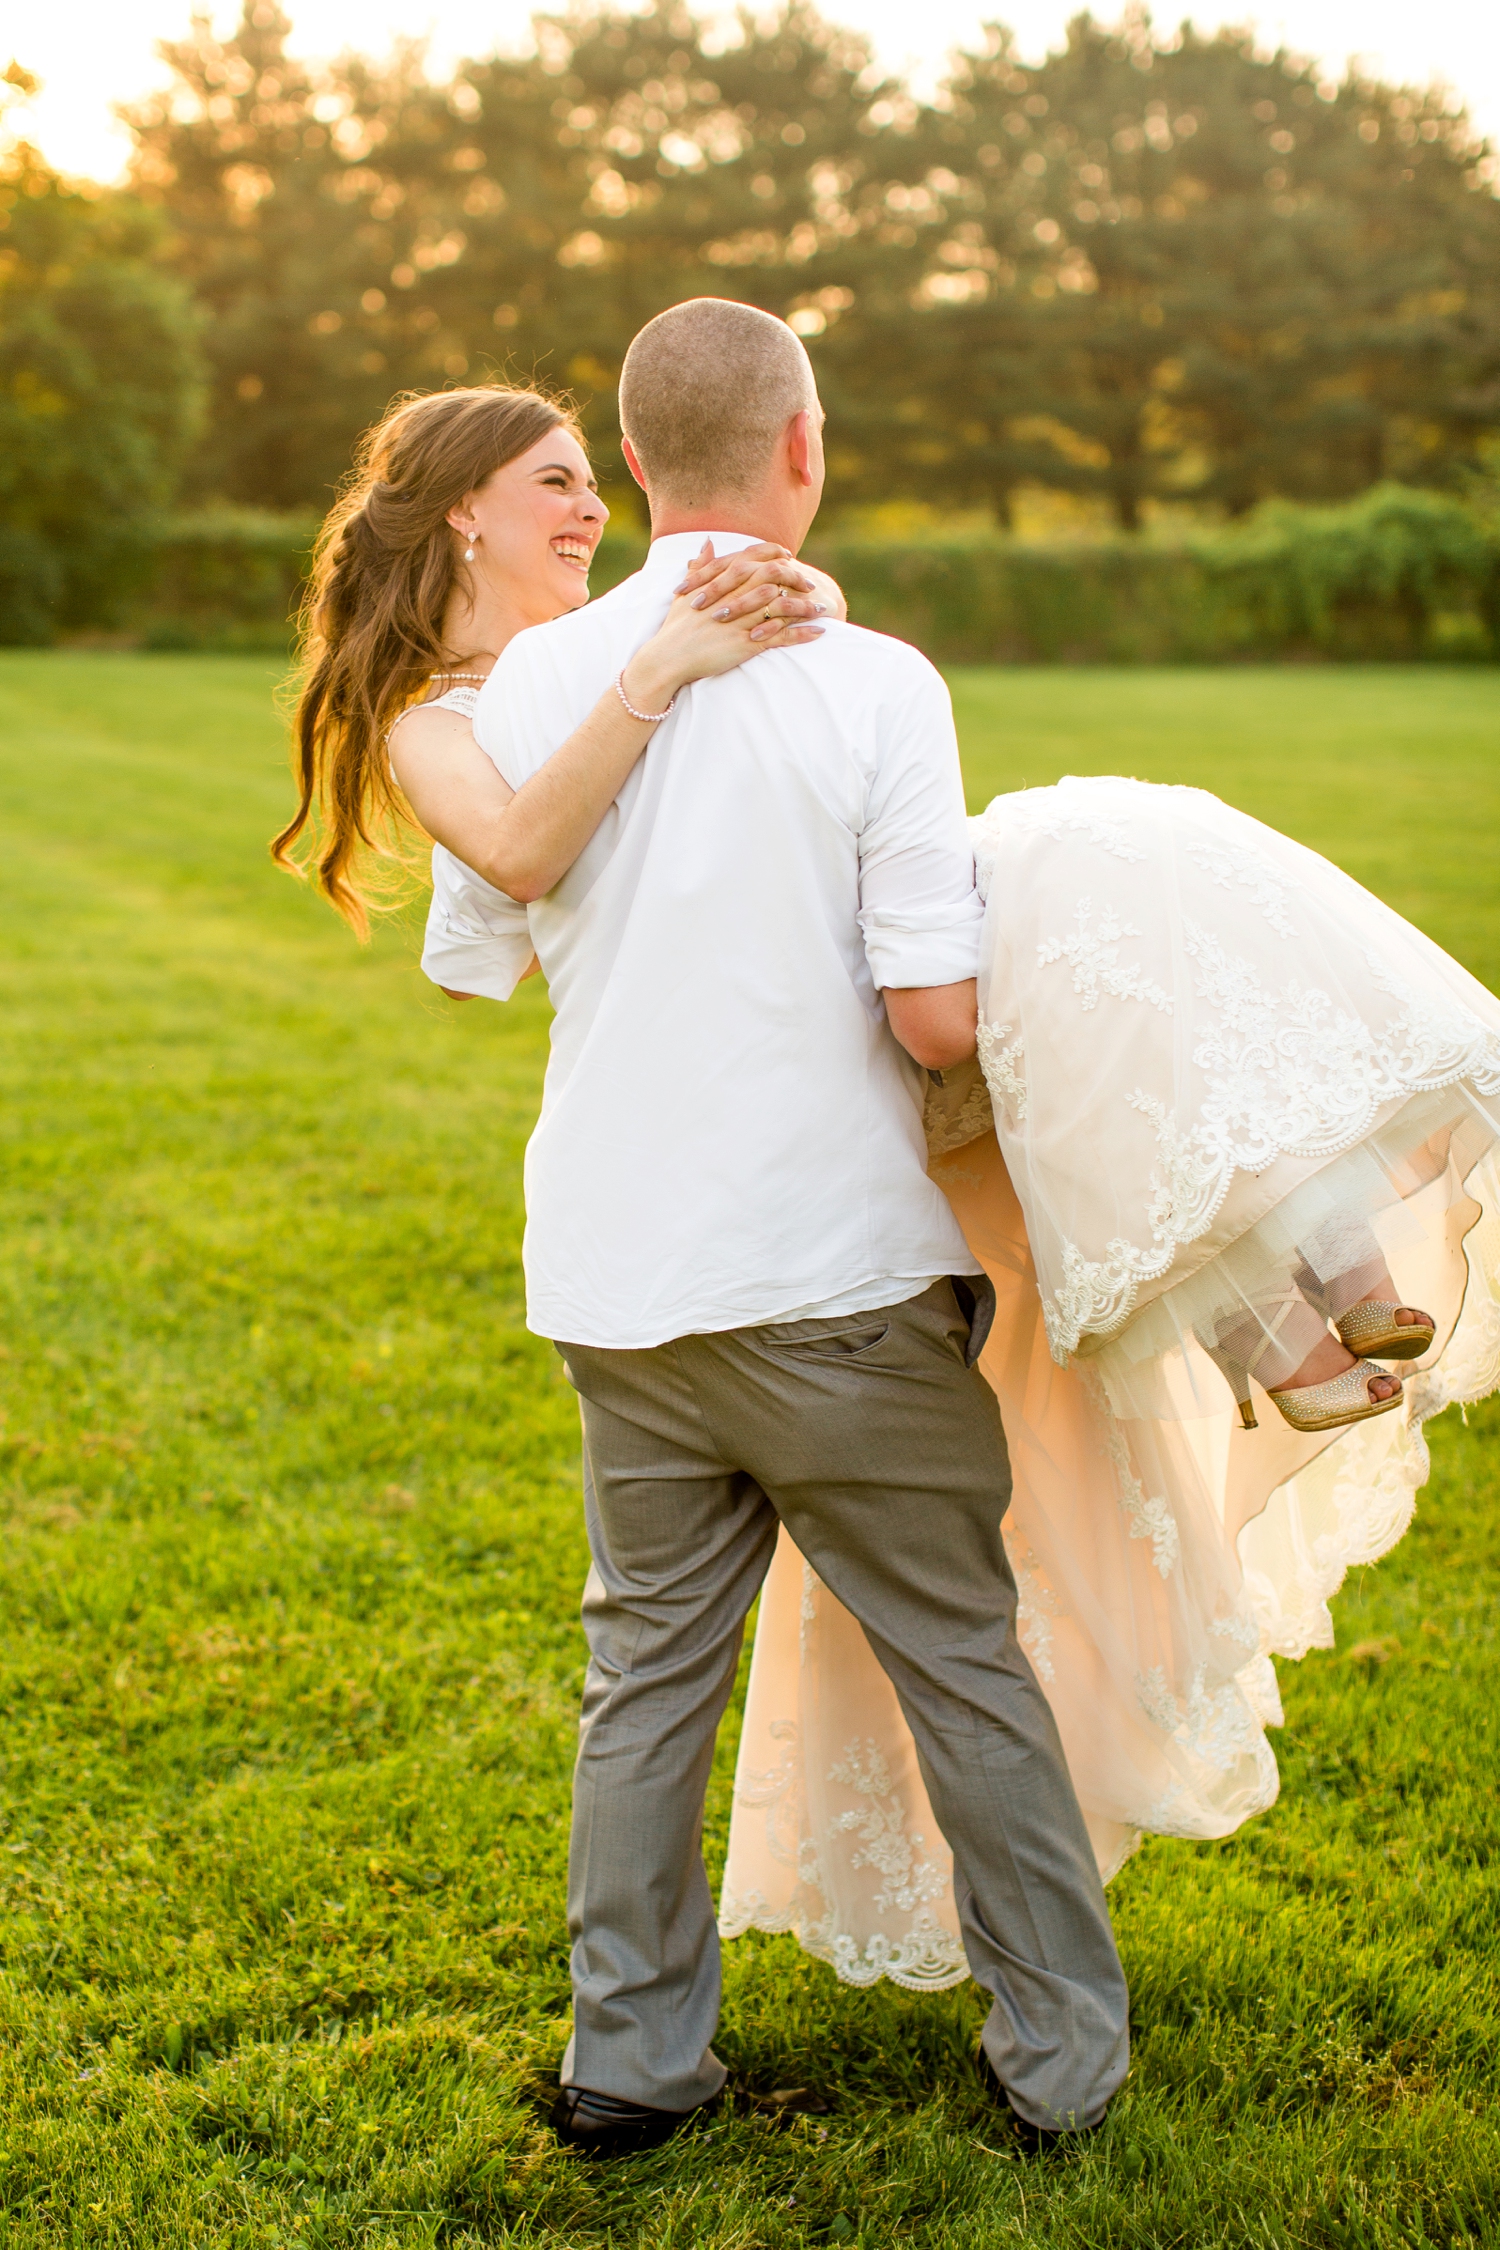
top-left (1342, 1326), bottom-right (1435, 1361)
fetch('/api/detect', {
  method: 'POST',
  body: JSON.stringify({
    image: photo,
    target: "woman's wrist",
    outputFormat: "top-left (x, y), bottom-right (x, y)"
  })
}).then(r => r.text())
top-left (620, 648), bottom-right (684, 716)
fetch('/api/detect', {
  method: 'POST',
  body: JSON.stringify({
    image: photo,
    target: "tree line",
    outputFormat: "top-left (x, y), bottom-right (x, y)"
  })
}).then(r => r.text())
top-left (3, 4), bottom-right (1499, 629)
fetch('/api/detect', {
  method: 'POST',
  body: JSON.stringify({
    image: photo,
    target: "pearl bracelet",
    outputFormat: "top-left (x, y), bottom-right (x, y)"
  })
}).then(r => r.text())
top-left (615, 671), bottom-right (677, 724)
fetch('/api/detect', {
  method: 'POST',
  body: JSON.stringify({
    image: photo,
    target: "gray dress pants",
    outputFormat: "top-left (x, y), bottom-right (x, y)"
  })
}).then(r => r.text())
top-left (555, 1279), bottom-right (1129, 2131)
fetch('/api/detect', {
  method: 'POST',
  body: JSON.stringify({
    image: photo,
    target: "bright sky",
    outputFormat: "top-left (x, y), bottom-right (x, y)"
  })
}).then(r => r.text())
top-left (9, 0), bottom-right (1498, 181)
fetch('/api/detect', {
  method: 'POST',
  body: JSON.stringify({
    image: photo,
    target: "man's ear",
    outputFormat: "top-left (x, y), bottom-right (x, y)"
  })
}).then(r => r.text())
top-left (621, 436), bottom-right (648, 492)
top-left (786, 409), bottom-right (817, 490)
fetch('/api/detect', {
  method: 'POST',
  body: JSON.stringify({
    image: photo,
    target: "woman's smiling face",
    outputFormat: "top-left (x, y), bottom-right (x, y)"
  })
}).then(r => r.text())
top-left (451, 426), bottom-right (608, 628)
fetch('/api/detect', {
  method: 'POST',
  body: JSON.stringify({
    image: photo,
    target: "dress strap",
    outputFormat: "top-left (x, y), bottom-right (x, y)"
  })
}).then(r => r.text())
top-left (387, 683), bottom-right (481, 741)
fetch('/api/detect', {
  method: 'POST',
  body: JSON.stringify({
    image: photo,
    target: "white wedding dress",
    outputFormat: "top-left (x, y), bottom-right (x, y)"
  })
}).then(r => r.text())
top-left (720, 776), bottom-right (1500, 1990)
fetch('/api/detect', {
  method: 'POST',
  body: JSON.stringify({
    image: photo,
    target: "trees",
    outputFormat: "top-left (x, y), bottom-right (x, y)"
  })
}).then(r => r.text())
top-left (0, 72), bottom-right (205, 639)
top-left (122, 1), bottom-right (940, 513)
top-left (918, 14), bottom-right (1500, 526)
top-left (121, 5), bottom-right (446, 510)
top-left (106, 6), bottom-right (1500, 528)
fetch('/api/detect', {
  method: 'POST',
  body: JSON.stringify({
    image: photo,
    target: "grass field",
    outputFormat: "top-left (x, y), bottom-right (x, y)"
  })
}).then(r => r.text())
top-left (1, 654), bottom-right (1498, 2248)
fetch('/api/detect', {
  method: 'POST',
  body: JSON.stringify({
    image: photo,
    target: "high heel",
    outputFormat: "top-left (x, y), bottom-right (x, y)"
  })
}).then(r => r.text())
top-left (1334, 1301), bottom-right (1435, 1362)
top-left (1265, 1359), bottom-right (1406, 1433)
top-left (1203, 1289), bottom-right (1408, 1434)
top-left (1202, 1293), bottom-right (1309, 1432)
top-left (1203, 1343), bottom-right (1261, 1430)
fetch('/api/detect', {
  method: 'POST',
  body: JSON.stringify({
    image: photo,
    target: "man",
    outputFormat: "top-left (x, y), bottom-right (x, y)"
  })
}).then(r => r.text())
top-left (432, 299), bottom-right (1128, 2156)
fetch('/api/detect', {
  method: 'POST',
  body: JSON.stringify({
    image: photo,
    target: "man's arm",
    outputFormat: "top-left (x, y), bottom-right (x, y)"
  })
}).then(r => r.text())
top-left (883, 979), bottom-right (977, 1070)
top-left (856, 655), bottom-right (985, 1064)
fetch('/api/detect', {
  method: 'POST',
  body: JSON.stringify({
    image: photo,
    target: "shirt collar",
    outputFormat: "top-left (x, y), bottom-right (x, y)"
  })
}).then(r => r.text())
top-left (640, 530), bottom-right (770, 579)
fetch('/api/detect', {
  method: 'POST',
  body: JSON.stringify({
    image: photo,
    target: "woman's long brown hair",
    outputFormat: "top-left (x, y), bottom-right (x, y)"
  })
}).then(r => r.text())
top-left (273, 383), bottom-right (575, 936)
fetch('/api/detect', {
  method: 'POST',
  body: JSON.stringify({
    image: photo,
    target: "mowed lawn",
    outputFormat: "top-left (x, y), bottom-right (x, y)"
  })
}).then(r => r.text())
top-left (1, 653), bottom-right (1498, 2249)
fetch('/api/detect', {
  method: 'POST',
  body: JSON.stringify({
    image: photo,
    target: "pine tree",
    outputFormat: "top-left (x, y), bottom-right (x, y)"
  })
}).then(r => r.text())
top-left (918, 11), bottom-right (1500, 526)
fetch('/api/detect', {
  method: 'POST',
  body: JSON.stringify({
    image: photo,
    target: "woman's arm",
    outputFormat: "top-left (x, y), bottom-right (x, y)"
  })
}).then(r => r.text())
top-left (392, 573), bottom-right (826, 906)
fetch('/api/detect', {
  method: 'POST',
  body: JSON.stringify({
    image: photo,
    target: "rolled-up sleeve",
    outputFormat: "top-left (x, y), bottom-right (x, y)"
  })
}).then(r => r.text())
top-left (857, 657), bottom-right (983, 989)
top-left (420, 844), bottom-right (535, 1002)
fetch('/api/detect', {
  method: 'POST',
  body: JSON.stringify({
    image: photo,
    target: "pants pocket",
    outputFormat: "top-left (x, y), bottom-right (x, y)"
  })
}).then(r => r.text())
top-left (763, 1320), bottom-right (892, 1360)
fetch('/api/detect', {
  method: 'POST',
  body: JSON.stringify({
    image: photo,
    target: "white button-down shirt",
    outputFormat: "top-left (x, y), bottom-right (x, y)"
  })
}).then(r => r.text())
top-left (421, 530), bottom-right (983, 1347)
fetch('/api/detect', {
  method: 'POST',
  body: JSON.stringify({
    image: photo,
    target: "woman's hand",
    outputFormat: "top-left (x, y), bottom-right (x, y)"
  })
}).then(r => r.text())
top-left (620, 576), bottom-right (828, 715)
top-left (675, 539), bottom-right (848, 626)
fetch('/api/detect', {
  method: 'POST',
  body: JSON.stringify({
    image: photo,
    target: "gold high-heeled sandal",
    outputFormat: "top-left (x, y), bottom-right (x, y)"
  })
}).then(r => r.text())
top-left (1334, 1301), bottom-right (1435, 1362)
top-left (1204, 1293), bottom-right (1408, 1433)
top-left (1203, 1295), bottom-right (1305, 1431)
top-left (1265, 1359), bottom-right (1406, 1433)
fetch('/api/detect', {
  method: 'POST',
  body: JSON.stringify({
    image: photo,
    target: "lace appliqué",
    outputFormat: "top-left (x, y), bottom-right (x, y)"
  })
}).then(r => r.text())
top-left (827, 1741), bottom-right (950, 1917)
top-left (1004, 1532), bottom-right (1060, 1680)
top-left (1185, 839), bottom-right (1299, 938)
top-left (1038, 899), bottom-right (1173, 1016)
top-left (976, 1020), bottom-right (1027, 1123)
top-left (923, 1056), bottom-right (996, 1157)
top-left (1039, 928), bottom-right (1500, 1358)
top-left (1007, 798), bottom-right (1146, 866)
top-left (1188, 927), bottom-right (1500, 1166)
top-left (1081, 1366), bottom-right (1179, 1576)
top-left (718, 1704), bottom-right (969, 1991)
top-left (1365, 957), bottom-right (1500, 1100)
top-left (800, 1560), bottom-right (818, 1662)
top-left (1136, 1663), bottom-right (1273, 1780)
top-left (970, 781), bottom-right (1144, 903)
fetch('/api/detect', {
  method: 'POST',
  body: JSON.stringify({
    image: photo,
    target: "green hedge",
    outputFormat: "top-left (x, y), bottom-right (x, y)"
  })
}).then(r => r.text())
top-left (124, 510), bottom-right (320, 651)
top-left (49, 483), bottom-right (1500, 662)
top-left (802, 486), bottom-right (1499, 663)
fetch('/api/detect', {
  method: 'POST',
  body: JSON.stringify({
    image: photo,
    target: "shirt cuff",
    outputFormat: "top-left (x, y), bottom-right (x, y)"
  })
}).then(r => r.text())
top-left (421, 847), bottom-right (534, 1002)
top-left (859, 899), bottom-right (984, 991)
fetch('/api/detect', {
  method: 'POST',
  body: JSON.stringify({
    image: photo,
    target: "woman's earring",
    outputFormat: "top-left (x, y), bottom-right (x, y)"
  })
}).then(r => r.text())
top-left (464, 533), bottom-right (477, 562)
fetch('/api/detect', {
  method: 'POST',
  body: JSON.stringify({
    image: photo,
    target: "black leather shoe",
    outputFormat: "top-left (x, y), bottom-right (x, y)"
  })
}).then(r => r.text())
top-left (550, 2083), bottom-right (710, 2159)
top-left (976, 2050), bottom-right (1102, 2157)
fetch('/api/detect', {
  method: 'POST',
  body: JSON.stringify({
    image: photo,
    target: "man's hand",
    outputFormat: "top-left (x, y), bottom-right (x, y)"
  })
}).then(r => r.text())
top-left (882, 980), bottom-right (978, 1071)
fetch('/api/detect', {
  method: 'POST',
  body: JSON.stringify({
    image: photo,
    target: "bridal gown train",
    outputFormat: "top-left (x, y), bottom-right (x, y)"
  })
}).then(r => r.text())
top-left (720, 776), bottom-right (1500, 1990)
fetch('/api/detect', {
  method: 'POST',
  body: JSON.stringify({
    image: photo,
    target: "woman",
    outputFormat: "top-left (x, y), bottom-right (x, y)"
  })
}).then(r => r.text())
top-left (722, 779), bottom-right (1500, 1988)
top-left (279, 380), bottom-right (1500, 1997)
top-left (273, 382), bottom-right (842, 933)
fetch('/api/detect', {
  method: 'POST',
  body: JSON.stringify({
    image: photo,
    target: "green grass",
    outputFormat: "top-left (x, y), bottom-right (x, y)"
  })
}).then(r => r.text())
top-left (0, 654), bottom-right (1497, 2248)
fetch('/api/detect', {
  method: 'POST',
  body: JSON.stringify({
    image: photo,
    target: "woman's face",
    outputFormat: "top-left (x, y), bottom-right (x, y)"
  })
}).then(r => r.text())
top-left (451, 426), bottom-right (608, 628)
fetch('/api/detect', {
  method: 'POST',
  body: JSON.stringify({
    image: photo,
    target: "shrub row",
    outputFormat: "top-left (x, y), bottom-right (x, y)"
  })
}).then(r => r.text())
top-left (799, 486), bottom-right (1500, 663)
top-left (29, 484), bottom-right (1500, 663)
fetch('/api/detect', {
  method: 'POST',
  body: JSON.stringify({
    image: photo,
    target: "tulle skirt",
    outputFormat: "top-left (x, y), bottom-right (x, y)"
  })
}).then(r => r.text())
top-left (719, 779), bottom-right (1500, 1990)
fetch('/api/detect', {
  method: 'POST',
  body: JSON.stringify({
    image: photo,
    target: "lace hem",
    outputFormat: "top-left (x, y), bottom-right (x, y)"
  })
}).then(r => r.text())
top-left (969, 785), bottom-right (1500, 1362)
top-left (1244, 1155), bottom-right (1500, 1661)
top-left (717, 1891), bottom-right (971, 1991)
top-left (1027, 1053), bottom-right (1500, 1363)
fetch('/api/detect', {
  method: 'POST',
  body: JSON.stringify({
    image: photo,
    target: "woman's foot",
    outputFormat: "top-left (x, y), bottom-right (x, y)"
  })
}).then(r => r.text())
top-left (1333, 1295), bottom-right (1436, 1365)
top-left (1268, 1333), bottom-right (1401, 1405)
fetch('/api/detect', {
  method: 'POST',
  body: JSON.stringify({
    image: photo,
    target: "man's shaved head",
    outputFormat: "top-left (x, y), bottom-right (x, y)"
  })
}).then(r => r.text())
top-left (619, 298), bottom-right (818, 509)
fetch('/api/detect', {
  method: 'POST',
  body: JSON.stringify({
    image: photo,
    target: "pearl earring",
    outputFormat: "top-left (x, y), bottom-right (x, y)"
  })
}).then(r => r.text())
top-left (464, 533), bottom-right (477, 561)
